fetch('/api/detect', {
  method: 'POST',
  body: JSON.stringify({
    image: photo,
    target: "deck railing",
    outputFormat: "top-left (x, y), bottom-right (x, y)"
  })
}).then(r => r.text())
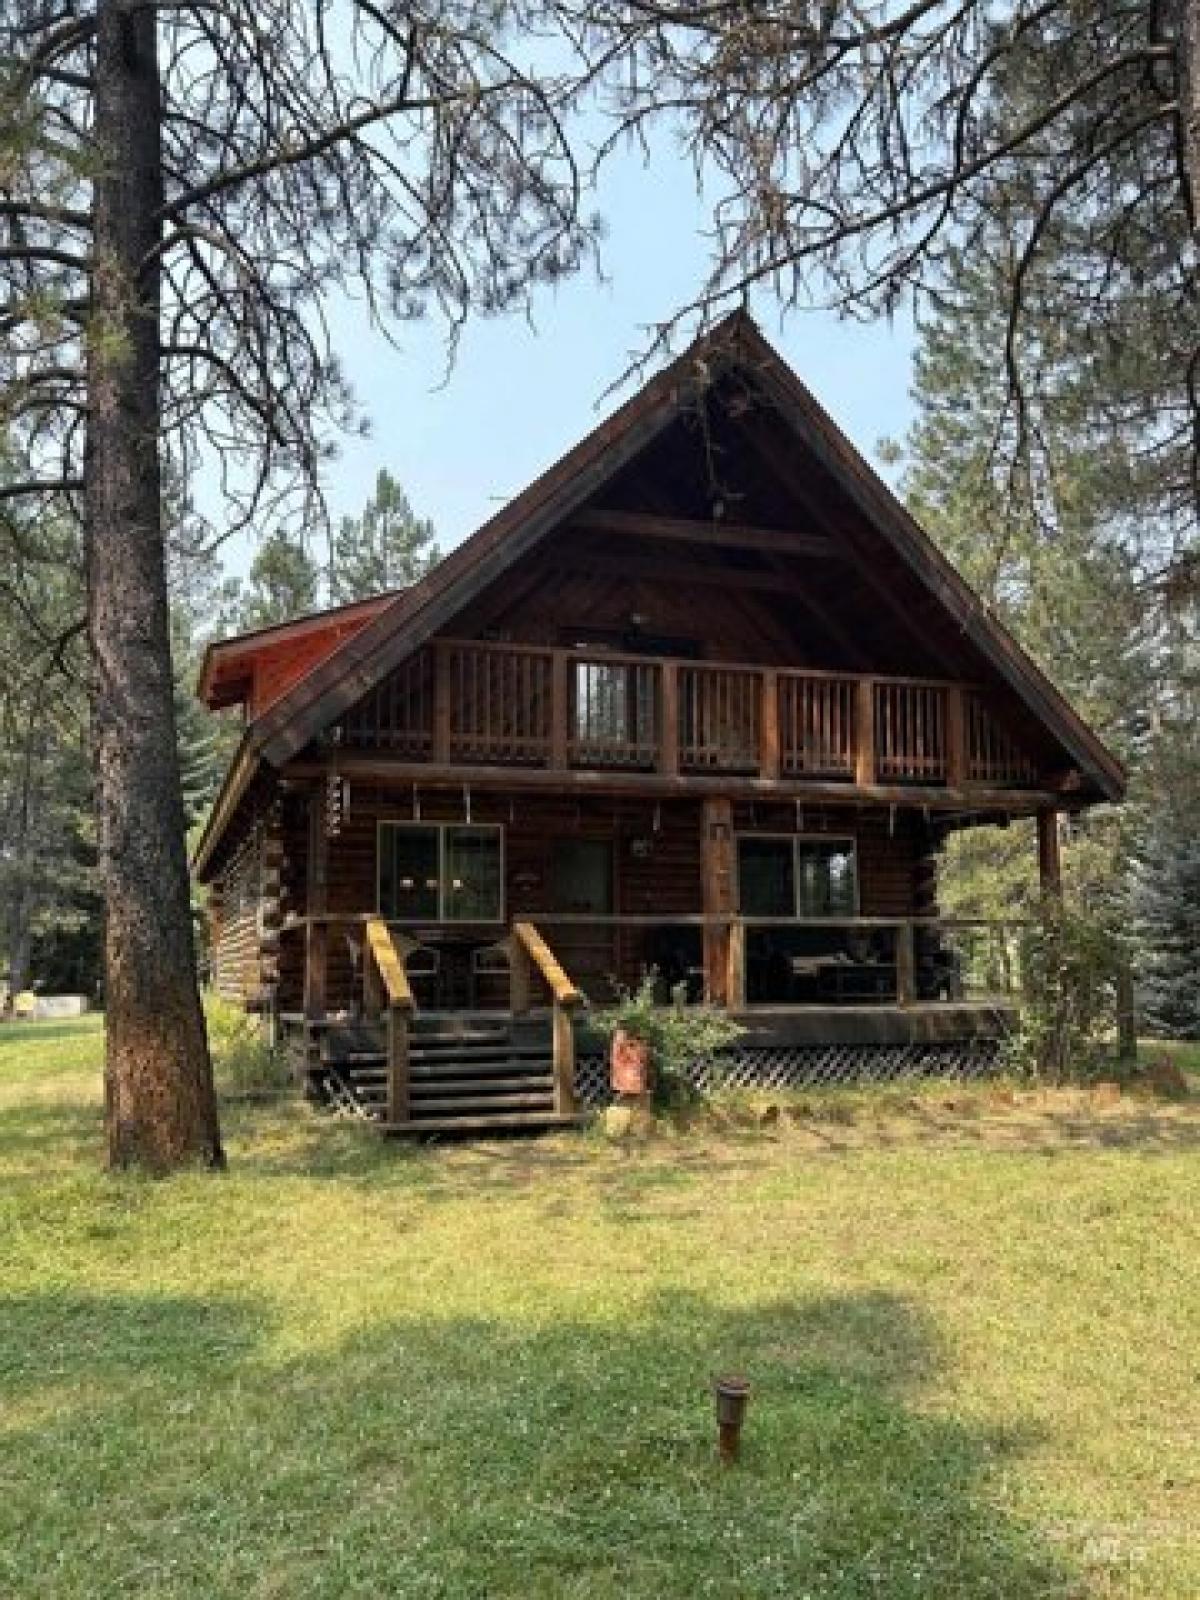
top-left (336, 639), bottom-right (1039, 791)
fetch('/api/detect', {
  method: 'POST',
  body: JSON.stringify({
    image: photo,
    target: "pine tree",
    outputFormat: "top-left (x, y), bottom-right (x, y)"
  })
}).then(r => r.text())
top-left (1131, 728), bottom-right (1200, 1039)
top-left (330, 471), bottom-right (440, 602)
top-left (171, 617), bottom-right (222, 832)
top-left (0, 503), bottom-right (100, 1006)
top-left (235, 534), bottom-right (323, 630)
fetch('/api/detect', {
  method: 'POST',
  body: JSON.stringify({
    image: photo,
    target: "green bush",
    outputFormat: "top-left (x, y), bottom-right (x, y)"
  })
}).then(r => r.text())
top-left (1006, 904), bottom-right (1122, 1084)
top-left (591, 970), bottom-right (744, 1109)
top-left (205, 994), bottom-right (290, 1096)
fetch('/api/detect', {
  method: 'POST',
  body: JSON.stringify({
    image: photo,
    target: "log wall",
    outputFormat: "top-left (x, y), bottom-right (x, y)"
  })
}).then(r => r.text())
top-left (211, 825), bottom-right (264, 1004)
top-left (274, 782), bottom-right (929, 1013)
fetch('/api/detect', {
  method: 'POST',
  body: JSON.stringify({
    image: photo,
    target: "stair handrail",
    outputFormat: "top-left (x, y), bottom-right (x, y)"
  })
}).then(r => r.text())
top-left (364, 918), bottom-right (417, 1013)
top-left (364, 917), bottom-right (416, 1125)
top-left (510, 921), bottom-right (583, 1009)
top-left (510, 921), bottom-right (583, 1115)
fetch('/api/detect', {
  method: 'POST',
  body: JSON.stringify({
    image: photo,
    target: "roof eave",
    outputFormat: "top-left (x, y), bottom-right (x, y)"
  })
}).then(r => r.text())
top-left (191, 731), bottom-right (259, 882)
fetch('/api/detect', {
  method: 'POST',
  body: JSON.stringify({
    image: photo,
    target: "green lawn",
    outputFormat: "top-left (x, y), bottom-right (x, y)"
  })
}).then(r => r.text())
top-left (2, 1018), bottom-right (1198, 1598)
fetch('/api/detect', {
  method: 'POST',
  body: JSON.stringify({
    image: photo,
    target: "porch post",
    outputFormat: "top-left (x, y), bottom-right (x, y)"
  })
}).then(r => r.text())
top-left (701, 796), bottom-right (735, 1006)
top-left (759, 669), bottom-right (780, 781)
top-left (386, 1005), bottom-right (411, 1125)
top-left (855, 678), bottom-right (877, 786)
top-left (1115, 958), bottom-right (1138, 1065)
top-left (726, 919), bottom-right (747, 1010)
top-left (895, 921), bottom-right (916, 1006)
top-left (1036, 809), bottom-right (1063, 900)
top-left (304, 785), bottom-right (329, 1019)
top-left (945, 685), bottom-right (967, 788)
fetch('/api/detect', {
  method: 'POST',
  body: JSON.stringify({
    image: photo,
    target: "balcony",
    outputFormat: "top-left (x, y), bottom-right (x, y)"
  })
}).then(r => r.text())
top-left (333, 638), bottom-right (1038, 792)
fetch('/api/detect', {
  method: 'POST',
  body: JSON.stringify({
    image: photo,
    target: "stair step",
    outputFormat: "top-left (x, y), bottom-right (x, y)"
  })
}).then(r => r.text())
top-left (412, 1022), bottom-right (513, 1038)
top-left (410, 1075), bottom-right (553, 1096)
top-left (382, 1111), bottom-right (581, 1136)
top-left (339, 1065), bottom-right (553, 1085)
top-left (410, 1038), bottom-right (546, 1056)
top-left (408, 1092), bottom-right (556, 1114)
top-left (411, 1056), bottom-right (547, 1072)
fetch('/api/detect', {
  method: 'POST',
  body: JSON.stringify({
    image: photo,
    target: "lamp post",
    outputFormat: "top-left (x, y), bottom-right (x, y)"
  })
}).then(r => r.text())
top-left (714, 1375), bottom-right (751, 1464)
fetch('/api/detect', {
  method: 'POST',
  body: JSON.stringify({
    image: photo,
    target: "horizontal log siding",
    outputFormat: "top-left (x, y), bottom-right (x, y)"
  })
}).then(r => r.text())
top-left (274, 784), bottom-right (928, 1013)
top-left (212, 825), bottom-right (264, 1004)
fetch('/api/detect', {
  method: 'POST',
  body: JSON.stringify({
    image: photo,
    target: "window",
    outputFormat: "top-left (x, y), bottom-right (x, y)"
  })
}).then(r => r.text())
top-left (378, 824), bottom-right (503, 922)
top-left (737, 835), bottom-right (858, 919)
top-left (550, 839), bottom-right (613, 914)
top-left (570, 657), bottom-right (656, 758)
top-left (795, 839), bottom-right (857, 916)
top-left (737, 837), bottom-right (795, 918)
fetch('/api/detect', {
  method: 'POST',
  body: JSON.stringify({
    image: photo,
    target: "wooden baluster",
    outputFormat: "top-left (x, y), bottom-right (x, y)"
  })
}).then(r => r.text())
top-left (907, 688), bottom-right (915, 778)
top-left (550, 650), bottom-right (568, 770)
top-left (945, 685), bottom-right (967, 788)
top-left (660, 660), bottom-right (679, 776)
top-left (432, 643), bottom-right (452, 763)
top-left (845, 682), bottom-right (852, 770)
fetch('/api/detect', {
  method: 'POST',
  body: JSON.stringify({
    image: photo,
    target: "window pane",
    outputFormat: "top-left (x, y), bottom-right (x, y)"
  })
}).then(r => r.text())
top-left (737, 838), bottom-right (795, 918)
top-left (444, 827), bottom-right (502, 922)
top-left (380, 826), bottom-right (440, 920)
top-left (551, 839), bottom-right (613, 914)
top-left (795, 841), bottom-right (858, 917)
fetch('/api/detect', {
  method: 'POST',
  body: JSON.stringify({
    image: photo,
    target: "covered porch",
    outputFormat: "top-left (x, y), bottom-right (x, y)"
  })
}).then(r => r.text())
top-left (253, 778), bottom-right (1056, 1129)
top-left (276, 908), bottom-right (1022, 1130)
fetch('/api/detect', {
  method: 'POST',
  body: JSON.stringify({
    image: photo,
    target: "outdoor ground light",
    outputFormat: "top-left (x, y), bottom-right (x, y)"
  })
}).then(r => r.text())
top-left (713, 1375), bottom-right (751, 1464)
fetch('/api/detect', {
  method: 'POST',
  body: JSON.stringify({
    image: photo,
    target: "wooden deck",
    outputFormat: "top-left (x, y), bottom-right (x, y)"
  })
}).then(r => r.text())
top-left (728, 1002), bottom-right (1016, 1048)
top-left (327, 637), bottom-right (1041, 797)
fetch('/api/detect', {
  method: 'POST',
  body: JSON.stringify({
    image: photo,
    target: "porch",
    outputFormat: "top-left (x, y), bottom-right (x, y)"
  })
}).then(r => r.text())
top-left (278, 911), bottom-right (1022, 1132)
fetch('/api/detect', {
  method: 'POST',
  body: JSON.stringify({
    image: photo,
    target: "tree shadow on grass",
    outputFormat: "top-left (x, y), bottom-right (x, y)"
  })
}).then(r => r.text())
top-left (0, 1019), bottom-right (102, 1049)
top-left (241, 1115), bottom-right (772, 1228)
top-left (0, 1284), bottom-right (1076, 1599)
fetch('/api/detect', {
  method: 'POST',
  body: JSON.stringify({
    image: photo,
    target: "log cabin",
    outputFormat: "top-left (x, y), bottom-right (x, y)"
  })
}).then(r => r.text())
top-left (193, 312), bottom-right (1124, 1133)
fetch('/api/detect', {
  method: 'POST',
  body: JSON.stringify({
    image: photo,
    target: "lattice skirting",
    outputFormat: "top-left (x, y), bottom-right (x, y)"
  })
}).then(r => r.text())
top-left (574, 1039), bottom-right (1004, 1106)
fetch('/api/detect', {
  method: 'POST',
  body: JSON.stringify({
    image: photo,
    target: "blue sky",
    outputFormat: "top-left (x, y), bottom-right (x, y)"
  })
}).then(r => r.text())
top-left (222, 147), bottom-right (917, 576)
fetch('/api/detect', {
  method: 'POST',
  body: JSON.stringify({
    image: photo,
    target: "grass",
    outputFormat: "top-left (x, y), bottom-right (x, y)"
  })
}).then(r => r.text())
top-left (1, 1017), bottom-right (1198, 1598)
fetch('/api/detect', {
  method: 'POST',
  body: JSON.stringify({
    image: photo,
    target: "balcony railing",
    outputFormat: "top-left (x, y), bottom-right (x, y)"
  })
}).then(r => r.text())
top-left (336, 638), bottom-right (1038, 789)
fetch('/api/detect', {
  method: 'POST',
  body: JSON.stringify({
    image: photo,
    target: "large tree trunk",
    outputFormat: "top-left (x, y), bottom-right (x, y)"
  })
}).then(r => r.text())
top-left (87, 2), bottom-right (223, 1171)
top-left (1179, 0), bottom-right (1200, 236)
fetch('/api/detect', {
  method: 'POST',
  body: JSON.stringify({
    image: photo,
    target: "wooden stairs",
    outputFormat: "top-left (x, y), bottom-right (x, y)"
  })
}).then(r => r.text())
top-left (317, 1013), bottom-right (580, 1136)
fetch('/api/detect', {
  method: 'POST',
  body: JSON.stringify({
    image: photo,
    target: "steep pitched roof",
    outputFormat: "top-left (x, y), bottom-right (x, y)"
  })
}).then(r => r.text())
top-left (194, 311), bottom-right (1124, 877)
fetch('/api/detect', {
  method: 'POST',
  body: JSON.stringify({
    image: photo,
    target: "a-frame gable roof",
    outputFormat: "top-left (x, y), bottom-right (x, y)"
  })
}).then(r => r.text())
top-left (194, 311), bottom-right (1124, 876)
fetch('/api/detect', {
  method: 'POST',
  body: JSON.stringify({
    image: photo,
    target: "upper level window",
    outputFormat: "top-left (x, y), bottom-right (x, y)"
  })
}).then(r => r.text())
top-left (737, 836), bottom-right (858, 919)
top-left (378, 823), bottom-right (503, 923)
